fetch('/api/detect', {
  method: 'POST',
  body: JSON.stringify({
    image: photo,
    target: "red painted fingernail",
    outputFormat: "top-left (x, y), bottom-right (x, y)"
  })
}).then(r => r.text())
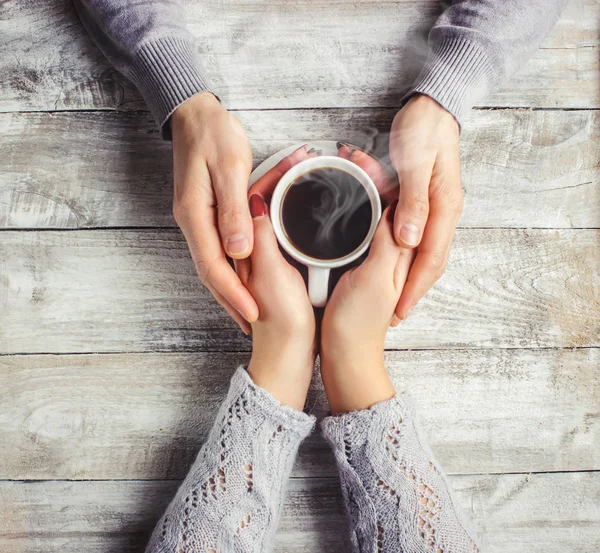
top-left (249, 194), bottom-right (266, 218)
top-left (387, 199), bottom-right (399, 223)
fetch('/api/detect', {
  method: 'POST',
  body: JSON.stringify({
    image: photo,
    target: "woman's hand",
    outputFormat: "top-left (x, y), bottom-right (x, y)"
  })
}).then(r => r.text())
top-left (320, 202), bottom-right (414, 414)
top-left (389, 94), bottom-right (463, 322)
top-left (238, 145), bottom-right (322, 410)
top-left (239, 194), bottom-right (316, 410)
top-left (171, 92), bottom-right (258, 334)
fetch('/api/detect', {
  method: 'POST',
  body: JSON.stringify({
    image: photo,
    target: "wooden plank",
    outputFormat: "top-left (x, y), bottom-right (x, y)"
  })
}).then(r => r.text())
top-left (1, 109), bottom-right (598, 229)
top-left (1, 473), bottom-right (599, 553)
top-left (1, 229), bottom-right (598, 352)
top-left (0, 349), bottom-right (598, 480)
top-left (0, 478), bottom-right (350, 552)
top-left (0, 1), bottom-right (597, 113)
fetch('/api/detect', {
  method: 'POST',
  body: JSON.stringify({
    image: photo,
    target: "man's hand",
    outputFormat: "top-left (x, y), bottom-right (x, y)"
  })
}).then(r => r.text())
top-left (171, 92), bottom-right (258, 334)
top-left (389, 94), bottom-right (463, 324)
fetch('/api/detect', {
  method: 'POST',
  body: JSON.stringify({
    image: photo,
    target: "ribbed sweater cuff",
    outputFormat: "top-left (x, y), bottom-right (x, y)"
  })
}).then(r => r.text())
top-left (402, 37), bottom-right (497, 127)
top-left (128, 36), bottom-right (221, 140)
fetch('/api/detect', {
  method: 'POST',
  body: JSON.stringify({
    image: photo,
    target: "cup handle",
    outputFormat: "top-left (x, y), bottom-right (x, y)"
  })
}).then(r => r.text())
top-left (308, 266), bottom-right (330, 307)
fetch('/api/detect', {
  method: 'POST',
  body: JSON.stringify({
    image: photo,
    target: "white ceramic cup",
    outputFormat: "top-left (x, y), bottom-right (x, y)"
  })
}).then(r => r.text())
top-left (270, 155), bottom-right (382, 307)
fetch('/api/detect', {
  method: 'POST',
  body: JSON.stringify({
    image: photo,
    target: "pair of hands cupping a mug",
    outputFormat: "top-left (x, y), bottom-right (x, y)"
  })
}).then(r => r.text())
top-left (238, 142), bottom-right (415, 413)
top-left (171, 90), bottom-right (461, 333)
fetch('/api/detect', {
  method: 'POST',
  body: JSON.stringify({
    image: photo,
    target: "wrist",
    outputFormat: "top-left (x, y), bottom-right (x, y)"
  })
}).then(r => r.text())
top-left (172, 91), bottom-right (222, 127)
top-left (248, 333), bottom-right (315, 410)
top-left (320, 341), bottom-right (394, 414)
top-left (405, 94), bottom-right (459, 133)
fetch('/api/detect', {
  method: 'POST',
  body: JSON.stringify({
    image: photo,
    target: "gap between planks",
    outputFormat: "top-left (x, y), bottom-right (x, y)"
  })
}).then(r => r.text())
top-left (3, 468), bottom-right (600, 483)
top-left (1, 106), bottom-right (600, 115)
top-left (1, 346), bottom-right (598, 357)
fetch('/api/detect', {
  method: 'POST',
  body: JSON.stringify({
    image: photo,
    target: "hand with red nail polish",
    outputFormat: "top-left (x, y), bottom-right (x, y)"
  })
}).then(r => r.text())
top-left (320, 202), bottom-right (415, 414)
top-left (389, 94), bottom-right (462, 320)
top-left (239, 194), bottom-right (317, 410)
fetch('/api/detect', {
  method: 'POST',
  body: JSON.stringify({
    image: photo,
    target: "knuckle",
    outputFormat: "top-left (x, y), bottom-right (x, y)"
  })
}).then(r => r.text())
top-left (193, 252), bottom-right (222, 286)
top-left (194, 259), bottom-right (210, 286)
top-left (448, 192), bottom-right (464, 216)
top-left (404, 193), bottom-right (429, 217)
top-left (425, 251), bottom-right (447, 278)
top-left (194, 258), bottom-right (212, 285)
top-left (219, 154), bottom-right (251, 177)
top-left (432, 177), bottom-right (463, 218)
top-left (172, 200), bottom-right (189, 225)
top-left (173, 192), bottom-right (206, 225)
top-left (219, 204), bottom-right (246, 229)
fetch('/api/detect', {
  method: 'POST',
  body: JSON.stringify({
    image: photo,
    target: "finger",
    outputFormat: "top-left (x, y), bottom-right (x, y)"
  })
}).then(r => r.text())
top-left (337, 143), bottom-right (386, 181)
top-left (347, 148), bottom-right (398, 206)
top-left (365, 200), bottom-right (401, 271)
top-left (337, 142), bottom-right (353, 160)
top-left (248, 194), bottom-right (285, 269)
top-left (365, 201), bottom-right (415, 289)
top-left (234, 257), bottom-right (251, 287)
top-left (210, 155), bottom-right (254, 259)
top-left (177, 203), bottom-right (259, 322)
top-left (393, 151), bottom-right (435, 248)
top-left (394, 167), bottom-right (462, 320)
top-left (206, 280), bottom-right (252, 335)
top-left (248, 144), bottom-right (320, 201)
top-left (388, 248), bottom-right (414, 326)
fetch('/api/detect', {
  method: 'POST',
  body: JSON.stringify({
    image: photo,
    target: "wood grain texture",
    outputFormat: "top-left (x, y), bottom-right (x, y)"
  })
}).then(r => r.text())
top-left (1, 0), bottom-right (598, 547)
top-left (0, 109), bottom-right (598, 229)
top-left (0, 349), bottom-right (598, 480)
top-left (0, 0), bottom-right (597, 113)
top-left (2, 473), bottom-right (599, 553)
top-left (1, 229), bottom-right (598, 353)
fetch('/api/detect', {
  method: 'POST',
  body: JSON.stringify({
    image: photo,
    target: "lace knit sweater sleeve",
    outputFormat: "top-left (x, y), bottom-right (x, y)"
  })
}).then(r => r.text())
top-left (322, 393), bottom-right (480, 553)
top-left (145, 366), bottom-right (315, 553)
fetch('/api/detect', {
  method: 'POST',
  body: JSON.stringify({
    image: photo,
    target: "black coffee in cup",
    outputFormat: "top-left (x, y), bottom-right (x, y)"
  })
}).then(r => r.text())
top-left (281, 168), bottom-right (372, 260)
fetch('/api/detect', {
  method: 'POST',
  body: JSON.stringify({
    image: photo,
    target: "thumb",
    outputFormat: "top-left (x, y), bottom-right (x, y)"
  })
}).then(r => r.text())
top-left (214, 162), bottom-right (254, 259)
top-left (394, 157), bottom-right (433, 248)
top-left (248, 194), bottom-right (283, 269)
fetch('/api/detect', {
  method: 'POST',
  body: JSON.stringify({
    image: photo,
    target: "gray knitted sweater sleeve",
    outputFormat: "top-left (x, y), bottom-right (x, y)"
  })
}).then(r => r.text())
top-left (72, 0), bottom-right (220, 139)
top-left (74, 0), bottom-right (567, 135)
top-left (144, 366), bottom-right (315, 553)
top-left (322, 393), bottom-right (481, 553)
top-left (404, 0), bottom-right (568, 124)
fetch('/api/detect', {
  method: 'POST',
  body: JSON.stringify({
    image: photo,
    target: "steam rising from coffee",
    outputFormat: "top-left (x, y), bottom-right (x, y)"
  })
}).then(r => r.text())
top-left (311, 171), bottom-right (366, 246)
top-left (282, 168), bottom-right (372, 260)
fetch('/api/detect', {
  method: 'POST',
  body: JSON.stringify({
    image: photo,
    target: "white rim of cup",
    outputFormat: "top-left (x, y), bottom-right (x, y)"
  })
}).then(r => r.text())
top-left (270, 155), bottom-right (382, 269)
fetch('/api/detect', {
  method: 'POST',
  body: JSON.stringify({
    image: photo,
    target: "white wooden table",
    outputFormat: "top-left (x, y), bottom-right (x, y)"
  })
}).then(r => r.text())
top-left (1, 1), bottom-right (599, 551)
